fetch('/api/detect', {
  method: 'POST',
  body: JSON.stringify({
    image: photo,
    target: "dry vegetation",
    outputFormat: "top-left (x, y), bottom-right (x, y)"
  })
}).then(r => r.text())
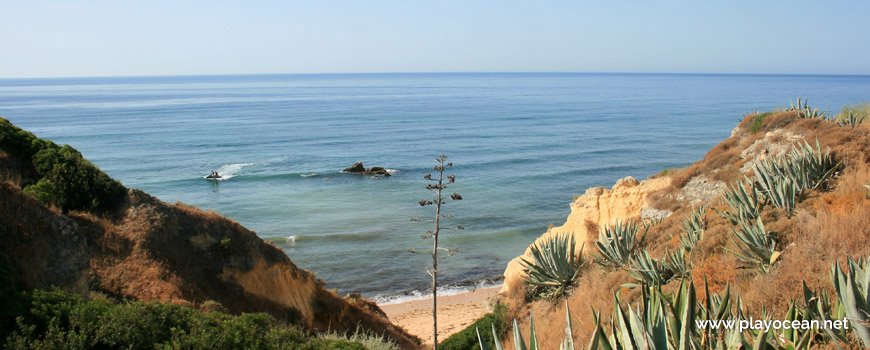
top-left (497, 110), bottom-right (870, 349)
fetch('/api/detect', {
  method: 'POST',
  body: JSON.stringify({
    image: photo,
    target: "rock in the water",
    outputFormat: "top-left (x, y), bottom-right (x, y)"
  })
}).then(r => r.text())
top-left (341, 163), bottom-right (391, 176)
top-left (342, 162), bottom-right (366, 173)
top-left (368, 166), bottom-right (388, 175)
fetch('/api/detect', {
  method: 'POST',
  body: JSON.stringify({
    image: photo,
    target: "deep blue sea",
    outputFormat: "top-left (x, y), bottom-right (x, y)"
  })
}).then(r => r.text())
top-left (2, 73), bottom-right (869, 302)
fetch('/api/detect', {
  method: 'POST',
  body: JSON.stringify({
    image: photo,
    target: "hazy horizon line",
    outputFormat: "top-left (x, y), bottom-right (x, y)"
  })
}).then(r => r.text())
top-left (3, 71), bottom-right (870, 81)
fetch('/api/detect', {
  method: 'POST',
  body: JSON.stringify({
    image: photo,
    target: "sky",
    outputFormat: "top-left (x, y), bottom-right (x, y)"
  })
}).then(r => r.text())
top-left (1, 0), bottom-right (868, 78)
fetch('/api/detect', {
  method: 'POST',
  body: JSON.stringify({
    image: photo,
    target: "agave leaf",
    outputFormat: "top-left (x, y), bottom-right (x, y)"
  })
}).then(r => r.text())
top-left (562, 301), bottom-right (575, 350)
top-left (529, 313), bottom-right (538, 350)
top-left (492, 323), bottom-right (504, 350)
top-left (476, 326), bottom-right (490, 350)
top-left (513, 318), bottom-right (527, 350)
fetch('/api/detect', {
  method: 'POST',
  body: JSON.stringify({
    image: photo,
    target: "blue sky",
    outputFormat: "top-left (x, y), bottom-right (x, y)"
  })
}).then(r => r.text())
top-left (1, 0), bottom-right (868, 78)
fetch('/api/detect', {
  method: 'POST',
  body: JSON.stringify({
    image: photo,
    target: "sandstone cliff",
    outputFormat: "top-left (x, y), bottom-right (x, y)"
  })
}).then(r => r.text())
top-left (501, 176), bottom-right (670, 292)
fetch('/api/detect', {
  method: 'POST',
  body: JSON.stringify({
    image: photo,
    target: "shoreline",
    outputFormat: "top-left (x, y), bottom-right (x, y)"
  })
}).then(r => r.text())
top-left (379, 286), bottom-right (501, 345)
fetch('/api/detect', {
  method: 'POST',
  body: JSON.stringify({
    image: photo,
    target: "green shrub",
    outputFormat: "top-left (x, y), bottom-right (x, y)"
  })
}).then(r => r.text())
top-left (3, 288), bottom-right (368, 349)
top-left (0, 118), bottom-right (127, 213)
top-left (440, 303), bottom-right (507, 350)
top-left (24, 145), bottom-right (126, 213)
top-left (749, 112), bottom-right (772, 133)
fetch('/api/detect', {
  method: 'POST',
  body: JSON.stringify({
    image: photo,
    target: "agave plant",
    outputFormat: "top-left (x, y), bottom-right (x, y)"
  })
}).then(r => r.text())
top-left (837, 111), bottom-right (866, 128)
top-left (785, 139), bottom-right (838, 191)
top-left (716, 180), bottom-right (762, 225)
top-left (830, 253), bottom-right (870, 348)
top-left (664, 248), bottom-right (691, 279)
top-left (789, 97), bottom-right (827, 119)
top-left (679, 205), bottom-right (707, 253)
top-left (520, 234), bottom-right (586, 300)
top-left (749, 140), bottom-right (837, 217)
top-left (752, 160), bottom-right (799, 214)
top-left (626, 249), bottom-right (675, 287)
top-left (594, 220), bottom-right (644, 268)
top-left (726, 217), bottom-right (781, 272)
top-left (802, 282), bottom-right (849, 347)
top-left (476, 302), bottom-right (576, 350)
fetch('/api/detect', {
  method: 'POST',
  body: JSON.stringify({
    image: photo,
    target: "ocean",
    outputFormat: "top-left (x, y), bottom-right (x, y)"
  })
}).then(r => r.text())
top-left (2, 73), bottom-right (869, 303)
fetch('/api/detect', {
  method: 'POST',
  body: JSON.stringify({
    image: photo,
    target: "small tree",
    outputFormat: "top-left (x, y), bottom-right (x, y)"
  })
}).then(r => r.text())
top-left (410, 155), bottom-right (463, 350)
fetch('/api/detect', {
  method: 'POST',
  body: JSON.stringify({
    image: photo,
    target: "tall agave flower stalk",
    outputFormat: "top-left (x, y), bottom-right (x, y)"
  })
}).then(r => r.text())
top-left (594, 220), bottom-right (644, 268)
top-left (520, 234), bottom-right (586, 300)
top-left (410, 155), bottom-right (463, 350)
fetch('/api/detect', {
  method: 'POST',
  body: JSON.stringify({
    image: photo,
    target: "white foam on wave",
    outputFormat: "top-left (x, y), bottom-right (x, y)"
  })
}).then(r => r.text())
top-left (301, 173), bottom-right (318, 177)
top-left (386, 169), bottom-right (399, 175)
top-left (372, 279), bottom-right (503, 305)
top-left (286, 235), bottom-right (297, 245)
top-left (209, 163), bottom-right (253, 180)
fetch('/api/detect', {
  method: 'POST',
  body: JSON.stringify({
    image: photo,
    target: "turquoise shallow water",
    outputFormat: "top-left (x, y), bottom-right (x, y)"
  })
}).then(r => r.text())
top-left (2, 73), bottom-right (869, 302)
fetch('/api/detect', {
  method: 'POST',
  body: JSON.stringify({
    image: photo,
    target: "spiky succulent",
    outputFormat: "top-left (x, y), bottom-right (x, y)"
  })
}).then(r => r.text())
top-left (626, 249), bottom-right (675, 287)
top-left (789, 97), bottom-right (827, 119)
top-left (726, 217), bottom-right (781, 272)
top-left (716, 180), bottom-right (762, 225)
top-left (750, 139), bottom-right (838, 216)
top-left (520, 234), bottom-right (586, 300)
top-left (476, 303), bottom-right (576, 350)
top-left (837, 111), bottom-right (866, 128)
top-left (594, 220), bottom-right (644, 268)
top-left (679, 205), bottom-right (707, 253)
top-left (830, 253), bottom-right (870, 348)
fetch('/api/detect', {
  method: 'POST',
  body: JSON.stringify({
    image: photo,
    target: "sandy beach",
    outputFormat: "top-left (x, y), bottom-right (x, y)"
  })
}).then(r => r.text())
top-left (380, 287), bottom-right (502, 346)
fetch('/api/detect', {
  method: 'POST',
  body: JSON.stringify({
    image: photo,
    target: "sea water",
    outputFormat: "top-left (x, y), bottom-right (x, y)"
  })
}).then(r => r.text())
top-left (2, 73), bottom-right (869, 303)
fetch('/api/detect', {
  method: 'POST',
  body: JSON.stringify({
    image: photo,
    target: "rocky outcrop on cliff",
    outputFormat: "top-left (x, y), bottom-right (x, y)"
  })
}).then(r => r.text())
top-left (502, 175), bottom-right (671, 291)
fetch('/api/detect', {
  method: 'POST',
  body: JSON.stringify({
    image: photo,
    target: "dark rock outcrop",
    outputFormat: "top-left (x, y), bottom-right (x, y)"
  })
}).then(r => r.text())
top-left (341, 162), bottom-right (391, 176)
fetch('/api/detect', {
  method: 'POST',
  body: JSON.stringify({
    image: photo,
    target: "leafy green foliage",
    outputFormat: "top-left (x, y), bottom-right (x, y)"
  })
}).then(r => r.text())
top-left (440, 304), bottom-right (506, 350)
top-left (594, 220), bottom-right (644, 269)
top-left (0, 118), bottom-right (126, 213)
top-left (3, 288), bottom-right (373, 349)
top-left (24, 145), bottom-right (126, 213)
top-left (520, 234), bottom-right (586, 300)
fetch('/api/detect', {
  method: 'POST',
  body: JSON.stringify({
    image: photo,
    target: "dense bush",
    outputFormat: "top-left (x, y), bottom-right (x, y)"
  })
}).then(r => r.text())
top-left (2, 288), bottom-right (371, 350)
top-left (439, 303), bottom-right (506, 350)
top-left (0, 118), bottom-right (126, 213)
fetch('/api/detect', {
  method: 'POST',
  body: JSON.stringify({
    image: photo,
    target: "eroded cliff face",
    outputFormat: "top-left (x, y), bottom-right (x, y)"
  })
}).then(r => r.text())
top-left (0, 180), bottom-right (419, 349)
top-left (501, 176), bottom-right (670, 292)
